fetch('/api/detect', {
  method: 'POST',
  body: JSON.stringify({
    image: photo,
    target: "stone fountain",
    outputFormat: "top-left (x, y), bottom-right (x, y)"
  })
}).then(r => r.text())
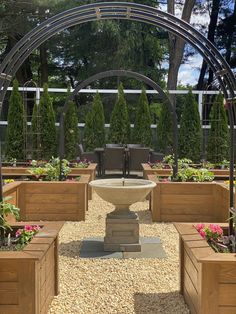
top-left (89, 178), bottom-right (156, 252)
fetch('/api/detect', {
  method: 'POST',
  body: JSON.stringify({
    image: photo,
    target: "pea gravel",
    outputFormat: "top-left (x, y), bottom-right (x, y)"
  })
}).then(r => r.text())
top-left (48, 193), bottom-right (189, 314)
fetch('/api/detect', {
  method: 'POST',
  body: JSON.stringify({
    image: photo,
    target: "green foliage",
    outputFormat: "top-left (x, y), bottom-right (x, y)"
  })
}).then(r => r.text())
top-left (65, 101), bottom-right (79, 160)
top-left (83, 111), bottom-right (95, 151)
top-left (175, 167), bottom-right (214, 182)
top-left (178, 89), bottom-right (201, 162)
top-left (0, 197), bottom-right (20, 245)
top-left (92, 93), bottom-right (105, 147)
top-left (37, 84), bottom-right (57, 159)
top-left (133, 88), bottom-right (152, 146)
top-left (31, 102), bottom-right (40, 159)
top-left (5, 80), bottom-right (26, 160)
top-left (157, 102), bottom-right (173, 153)
top-left (109, 83), bottom-right (130, 144)
top-left (207, 94), bottom-right (229, 163)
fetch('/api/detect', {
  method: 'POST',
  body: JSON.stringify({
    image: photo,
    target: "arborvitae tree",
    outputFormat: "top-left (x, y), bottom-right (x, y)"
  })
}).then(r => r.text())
top-left (207, 94), bottom-right (229, 163)
top-left (5, 79), bottom-right (26, 160)
top-left (31, 102), bottom-right (40, 159)
top-left (38, 83), bottom-right (57, 159)
top-left (133, 88), bottom-right (152, 146)
top-left (83, 110), bottom-right (95, 151)
top-left (109, 83), bottom-right (130, 144)
top-left (178, 88), bottom-right (201, 162)
top-left (65, 100), bottom-right (79, 160)
top-left (92, 92), bottom-right (105, 147)
top-left (157, 101), bottom-right (173, 153)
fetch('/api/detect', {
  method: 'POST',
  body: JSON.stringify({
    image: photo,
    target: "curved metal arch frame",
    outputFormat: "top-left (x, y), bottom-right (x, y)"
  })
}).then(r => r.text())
top-left (59, 70), bottom-right (178, 177)
top-left (0, 2), bottom-right (235, 232)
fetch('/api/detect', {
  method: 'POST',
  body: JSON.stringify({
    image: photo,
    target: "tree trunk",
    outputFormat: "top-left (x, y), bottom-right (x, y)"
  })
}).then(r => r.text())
top-left (197, 0), bottom-right (221, 90)
top-left (167, 0), bottom-right (196, 102)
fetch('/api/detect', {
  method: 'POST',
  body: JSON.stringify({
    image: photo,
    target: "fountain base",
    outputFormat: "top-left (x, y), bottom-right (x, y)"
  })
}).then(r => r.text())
top-left (104, 215), bottom-right (141, 252)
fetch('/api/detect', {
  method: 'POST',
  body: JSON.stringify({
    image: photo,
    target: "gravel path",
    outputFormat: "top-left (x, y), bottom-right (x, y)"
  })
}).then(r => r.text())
top-left (48, 193), bottom-right (189, 314)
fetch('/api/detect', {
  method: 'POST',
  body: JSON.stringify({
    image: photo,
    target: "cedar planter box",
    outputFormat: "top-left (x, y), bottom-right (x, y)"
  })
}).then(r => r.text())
top-left (175, 223), bottom-right (236, 314)
top-left (3, 176), bottom-right (89, 222)
top-left (0, 221), bottom-right (63, 314)
top-left (142, 163), bottom-right (230, 179)
top-left (148, 175), bottom-right (229, 223)
top-left (2, 163), bottom-right (97, 200)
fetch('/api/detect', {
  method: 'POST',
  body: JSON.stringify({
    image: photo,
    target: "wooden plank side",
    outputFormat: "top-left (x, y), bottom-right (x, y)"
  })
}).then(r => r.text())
top-left (161, 214), bottom-right (214, 222)
top-left (184, 252), bottom-right (198, 290)
top-left (25, 204), bottom-right (79, 214)
top-left (184, 269), bottom-right (199, 313)
top-left (24, 182), bottom-right (81, 194)
top-left (0, 305), bottom-right (20, 314)
top-left (219, 307), bottom-right (236, 314)
top-left (151, 183), bottom-right (161, 222)
top-left (25, 193), bottom-right (79, 204)
top-left (161, 195), bottom-right (213, 211)
top-left (160, 182), bottom-right (214, 195)
top-left (25, 213), bottom-right (80, 221)
top-left (219, 284), bottom-right (236, 306)
top-left (183, 287), bottom-right (197, 314)
top-left (219, 264), bottom-right (236, 284)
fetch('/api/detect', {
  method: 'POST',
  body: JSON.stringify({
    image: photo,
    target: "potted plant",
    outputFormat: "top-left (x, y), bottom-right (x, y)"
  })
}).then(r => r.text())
top-left (0, 198), bottom-right (63, 313)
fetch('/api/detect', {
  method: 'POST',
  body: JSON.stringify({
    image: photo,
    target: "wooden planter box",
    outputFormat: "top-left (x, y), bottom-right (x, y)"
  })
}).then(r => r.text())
top-left (142, 163), bottom-right (230, 179)
top-left (3, 176), bottom-right (89, 221)
top-left (175, 223), bottom-right (236, 314)
top-left (0, 221), bottom-right (63, 314)
top-left (148, 175), bottom-right (229, 223)
top-left (2, 163), bottom-right (97, 200)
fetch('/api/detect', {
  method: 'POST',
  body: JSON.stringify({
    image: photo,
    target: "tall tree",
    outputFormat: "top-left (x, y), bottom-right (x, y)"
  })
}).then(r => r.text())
top-left (109, 83), bottom-right (130, 144)
top-left (167, 0), bottom-right (196, 98)
top-left (83, 110), bottom-right (94, 151)
top-left (5, 79), bottom-right (26, 160)
top-left (207, 94), bottom-right (229, 163)
top-left (92, 92), bottom-right (105, 148)
top-left (157, 101), bottom-right (173, 153)
top-left (38, 83), bottom-right (57, 159)
top-left (133, 88), bottom-right (152, 147)
top-left (178, 88), bottom-right (201, 161)
top-left (64, 100), bottom-right (79, 160)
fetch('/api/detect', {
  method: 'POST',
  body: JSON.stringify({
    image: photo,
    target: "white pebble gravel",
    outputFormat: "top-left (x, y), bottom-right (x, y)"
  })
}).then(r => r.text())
top-left (48, 193), bottom-right (189, 314)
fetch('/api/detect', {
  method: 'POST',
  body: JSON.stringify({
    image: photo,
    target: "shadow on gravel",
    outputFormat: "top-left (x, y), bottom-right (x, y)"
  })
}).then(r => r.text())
top-left (134, 291), bottom-right (187, 314)
top-left (136, 209), bottom-right (154, 224)
top-left (59, 241), bottom-right (82, 258)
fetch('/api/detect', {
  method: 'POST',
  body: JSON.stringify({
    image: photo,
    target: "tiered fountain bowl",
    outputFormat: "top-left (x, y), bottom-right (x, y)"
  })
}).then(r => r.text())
top-left (89, 178), bottom-right (156, 252)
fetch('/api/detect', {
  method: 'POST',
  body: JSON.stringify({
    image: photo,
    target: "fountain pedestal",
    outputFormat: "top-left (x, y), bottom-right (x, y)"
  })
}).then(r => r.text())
top-left (104, 207), bottom-right (141, 252)
top-left (89, 178), bottom-right (156, 253)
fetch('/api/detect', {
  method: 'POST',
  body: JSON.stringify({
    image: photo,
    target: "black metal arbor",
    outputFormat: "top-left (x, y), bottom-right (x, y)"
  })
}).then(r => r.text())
top-left (0, 2), bottom-right (235, 232)
top-left (59, 69), bottom-right (179, 175)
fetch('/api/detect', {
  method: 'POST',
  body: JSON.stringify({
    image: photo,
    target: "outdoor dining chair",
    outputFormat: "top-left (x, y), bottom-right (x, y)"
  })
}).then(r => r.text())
top-left (78, 144), bottom-right (98, 163)
top-left (127, 147), bottom-right (150, 176)
top-left (102, 147), bottom-right (126, 176)
top-left (105, 143), bottom-right (123, 148)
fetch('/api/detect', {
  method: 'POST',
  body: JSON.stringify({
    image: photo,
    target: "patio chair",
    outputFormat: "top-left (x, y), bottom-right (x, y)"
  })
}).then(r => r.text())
top-left (127, 147), bottom-right (150, 176)
top-left (78, 144), bottom-right (98, 163)
top-left (105, 143), bottom-right (123, 148)
top-left (127, 144), bottom-right (143, 148)
top-left (102, 147), bottom-right (126, 176)
top-left (149, 151), bottom-right (165, 163)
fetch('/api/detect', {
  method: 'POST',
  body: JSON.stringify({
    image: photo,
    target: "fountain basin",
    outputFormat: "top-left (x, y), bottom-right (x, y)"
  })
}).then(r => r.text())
top-left (89, 178), bottom-right (156, 252)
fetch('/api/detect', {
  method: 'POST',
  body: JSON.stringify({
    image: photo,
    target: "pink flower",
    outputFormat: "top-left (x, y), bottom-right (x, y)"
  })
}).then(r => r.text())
top-left (25, 225), bottom-right (33, 231)
top-left (209, 224), bottom-right (223, 235)
top-left (199, 229), bottom-right (206, 238)
top-left (15, 229), bottom-right (22, 237)
top-left (195, 223), bottom-right (205, 232)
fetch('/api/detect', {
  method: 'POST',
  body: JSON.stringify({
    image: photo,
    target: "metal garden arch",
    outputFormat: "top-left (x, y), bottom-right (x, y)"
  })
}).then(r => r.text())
top-left (0, 2), bottom-right (235, 231)
top-left (59, 69), bottom-right (179, 176)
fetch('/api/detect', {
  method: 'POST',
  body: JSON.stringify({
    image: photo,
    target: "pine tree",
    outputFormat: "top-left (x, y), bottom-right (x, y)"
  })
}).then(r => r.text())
top-left (31, 102), bottom-right (40, 159)
top-left (178, 88), bottom-right (201, 162)
top-left (38, 83), bottom-right (57, 159)
top-left (207, 94), bottom-right (229, 163)
top-left (83, 110), bottom-right (94, 151)
top-left (157, 102), bottom-right (173, 153)
top-left (132, 88), bottom-right (152, 146)
top-left (92, 92), bottom-right (105, 147)
top-left (65, 100), bottom-right (79, 160)
top-left (5, 79), bottom-right (26, 160)
top-left (109, 83), bottom-right (130, 144)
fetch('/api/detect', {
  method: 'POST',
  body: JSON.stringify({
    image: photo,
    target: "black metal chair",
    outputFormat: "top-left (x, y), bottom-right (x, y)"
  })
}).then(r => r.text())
top-left (102, 147), bottom-right (126, 176)
top-left (105, 143), bottom-right (123, 148)
top-left (127, 144), bottom-right (143, 148)
top-left (149, 151), bottom-right (165, 163)
top-left (78, 144), bottom-right (98, 163)
top-left (127, 147), bottom-right (150, 176)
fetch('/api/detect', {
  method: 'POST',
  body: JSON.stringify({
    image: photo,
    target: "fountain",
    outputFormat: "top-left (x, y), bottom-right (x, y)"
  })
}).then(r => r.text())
top-left (89, 178), bottom-right (156, 252)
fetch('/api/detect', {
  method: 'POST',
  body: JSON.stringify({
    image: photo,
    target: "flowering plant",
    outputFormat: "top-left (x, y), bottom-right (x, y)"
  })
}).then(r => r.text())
top-left (15, 225), bottom-right (41, 248)
top-left (195, 223), bottom-right (232, 253)
top-left (70, 159), bottom-right (90, 168)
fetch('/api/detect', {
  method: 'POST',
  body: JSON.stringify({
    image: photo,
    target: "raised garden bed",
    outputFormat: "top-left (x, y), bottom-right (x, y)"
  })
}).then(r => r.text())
top-left (0, 221), bottom-right (63, 314)
top-left (142, 163), bottom-right (230, 179)
top-left (2, 163), bottom-right (97, 200)
top-left (148, 175), bottom-right (229, 222)
top-left (3, 176), bottom-right (89, 221)
top-left (175, 223), bottom-right (236, 314)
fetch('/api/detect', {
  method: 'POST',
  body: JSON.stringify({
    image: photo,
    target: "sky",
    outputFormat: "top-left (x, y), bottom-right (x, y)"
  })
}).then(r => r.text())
top-left (160, 2), bottom-right (210, 86)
